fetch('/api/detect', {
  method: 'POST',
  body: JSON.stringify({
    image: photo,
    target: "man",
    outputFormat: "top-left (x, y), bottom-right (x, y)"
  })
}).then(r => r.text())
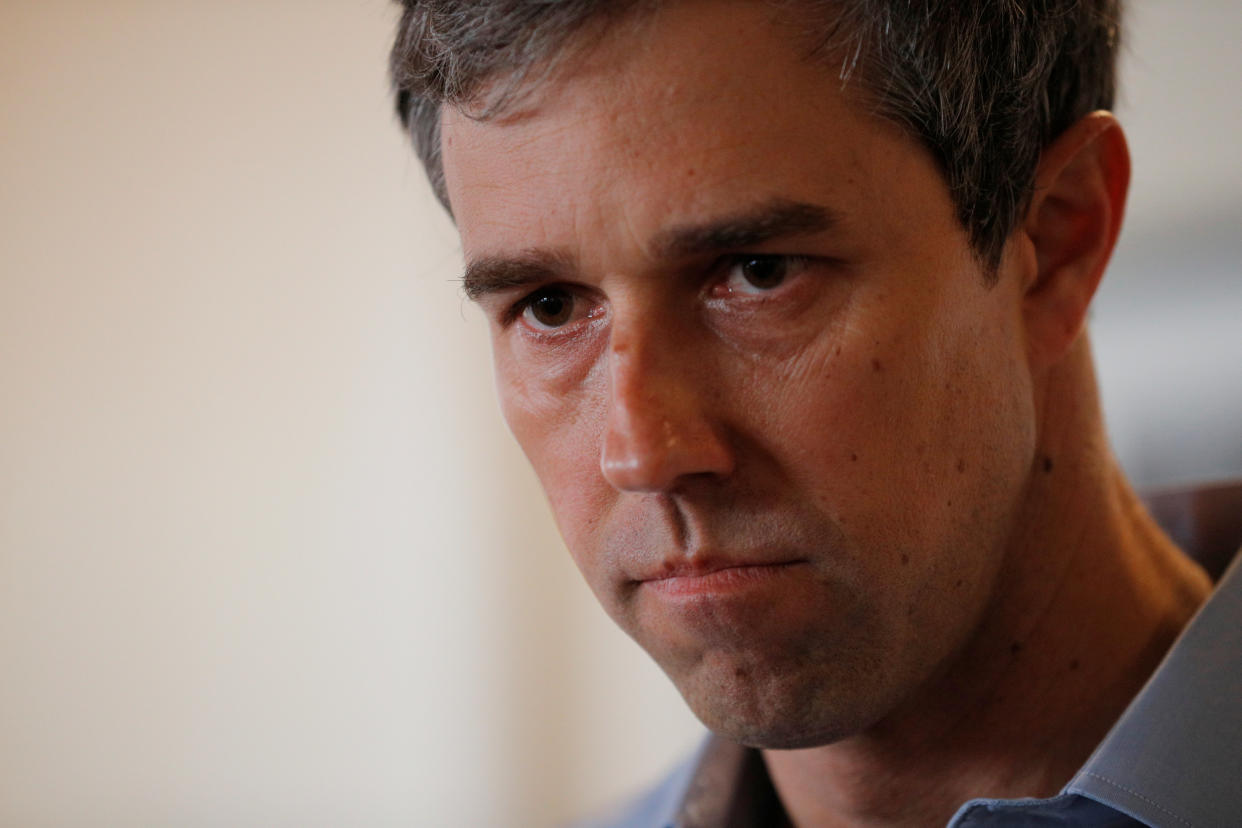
top-left (389, 1), bottom-right (1242, 825)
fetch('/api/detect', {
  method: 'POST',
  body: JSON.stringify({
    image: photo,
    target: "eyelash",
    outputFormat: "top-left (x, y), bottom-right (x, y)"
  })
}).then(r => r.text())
top-left (501, 253), bottom-right (815, 328)
top-left (715, 254), bottom-right (812, 294)
top-left (503, 285), bottom-right (573, 327)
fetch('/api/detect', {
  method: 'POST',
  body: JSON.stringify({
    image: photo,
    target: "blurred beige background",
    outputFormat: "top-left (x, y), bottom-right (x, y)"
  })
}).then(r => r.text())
top-left (1, 2), bottom-right (1239, 826)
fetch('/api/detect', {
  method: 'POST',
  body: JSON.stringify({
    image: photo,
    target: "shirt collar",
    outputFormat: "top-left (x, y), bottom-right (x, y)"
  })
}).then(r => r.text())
top-left (1063, 548), bottom-right (1242, 826)
top-left (673, 737), bottom-right (786, 828)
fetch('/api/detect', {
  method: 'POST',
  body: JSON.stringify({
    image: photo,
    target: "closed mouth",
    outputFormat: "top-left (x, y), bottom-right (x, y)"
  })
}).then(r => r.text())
top-left (641, 561), bottom-right (805, 596)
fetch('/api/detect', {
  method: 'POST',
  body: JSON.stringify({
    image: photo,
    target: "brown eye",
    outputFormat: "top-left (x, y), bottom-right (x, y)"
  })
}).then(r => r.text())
top-left (738, 256), bottom-right (789, 290)
top-left (711, 254), bottom-right (814, 301)
top-left (523, 287), bottom-right (576, 329)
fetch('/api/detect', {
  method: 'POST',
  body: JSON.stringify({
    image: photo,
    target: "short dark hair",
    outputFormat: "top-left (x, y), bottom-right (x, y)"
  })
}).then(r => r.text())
top-left (390, 0), bottom-right (1121, 270)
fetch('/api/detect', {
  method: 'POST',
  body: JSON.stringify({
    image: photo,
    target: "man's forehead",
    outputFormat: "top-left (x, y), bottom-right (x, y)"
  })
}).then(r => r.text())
top-left (438, 0), bottom-right (947, 284)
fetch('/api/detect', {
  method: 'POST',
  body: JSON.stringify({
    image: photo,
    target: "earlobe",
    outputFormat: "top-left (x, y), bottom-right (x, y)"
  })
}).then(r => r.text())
top-left (1021, 111), bottom-right (1131, 367)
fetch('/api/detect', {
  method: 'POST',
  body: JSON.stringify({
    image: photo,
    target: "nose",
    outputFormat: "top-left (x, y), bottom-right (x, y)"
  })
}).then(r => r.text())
top-left (599, 317), bottom-right (735, 492)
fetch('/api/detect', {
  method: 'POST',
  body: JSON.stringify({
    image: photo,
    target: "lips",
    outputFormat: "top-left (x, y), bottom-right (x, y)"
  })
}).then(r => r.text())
top-left (638, 559), bottom-right (806, 597)
top-left (641, 560), bottom-right (789, 580)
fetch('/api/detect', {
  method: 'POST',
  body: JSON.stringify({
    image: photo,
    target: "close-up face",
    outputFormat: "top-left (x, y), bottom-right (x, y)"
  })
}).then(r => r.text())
top-left (441, 0), bottom-right (1041, 748)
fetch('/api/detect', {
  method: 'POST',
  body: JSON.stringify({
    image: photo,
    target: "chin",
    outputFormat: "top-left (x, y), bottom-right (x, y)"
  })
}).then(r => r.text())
top-left (672, 653), bottom-right (894, 750)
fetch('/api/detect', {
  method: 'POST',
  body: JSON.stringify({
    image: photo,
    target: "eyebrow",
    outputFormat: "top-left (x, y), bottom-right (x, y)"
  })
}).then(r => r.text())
top-left (651, 198), bottom-right (839, 259)
top-left (462, 248), bottom-right (575, 301)
top-left (461, 198), bottom-right (838, 301)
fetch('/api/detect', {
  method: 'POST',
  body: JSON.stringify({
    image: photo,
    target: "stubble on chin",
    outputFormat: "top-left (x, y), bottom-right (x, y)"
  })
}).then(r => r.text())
top-left (654, 612), bottom-right (901, 750)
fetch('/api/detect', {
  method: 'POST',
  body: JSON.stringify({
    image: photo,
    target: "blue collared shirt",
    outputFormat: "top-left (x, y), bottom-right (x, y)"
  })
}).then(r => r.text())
top-left (953, 548), bottom-right (1242, 827)
top-left (582, 546), bottom-right (1242, 828)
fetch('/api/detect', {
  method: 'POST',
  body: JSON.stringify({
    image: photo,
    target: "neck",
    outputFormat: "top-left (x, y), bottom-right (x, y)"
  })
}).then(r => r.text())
top-left (763, 338), bottom-right (1212, 827)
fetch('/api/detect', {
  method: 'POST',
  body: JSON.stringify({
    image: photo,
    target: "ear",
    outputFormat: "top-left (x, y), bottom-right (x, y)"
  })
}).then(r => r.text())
top-left (1019, 111), bottom-right (1130, 368)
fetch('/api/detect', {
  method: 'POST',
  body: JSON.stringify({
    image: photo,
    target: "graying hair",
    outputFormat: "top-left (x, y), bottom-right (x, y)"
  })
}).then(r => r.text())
top-left (390, 0), bottom-right (1120, 271)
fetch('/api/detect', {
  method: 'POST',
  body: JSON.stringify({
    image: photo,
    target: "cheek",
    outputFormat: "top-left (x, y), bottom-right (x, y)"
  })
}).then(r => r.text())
top-left (494, 346), bottom-right (612, 564)
top-left (864, 298), bottom-right (1036, 591)
top-left (494, 332), bottom-right (601, 458)
top-left (761, 284), bottom-right (1034, 558)
top-left (752, 294), bottom-right (1035, 682)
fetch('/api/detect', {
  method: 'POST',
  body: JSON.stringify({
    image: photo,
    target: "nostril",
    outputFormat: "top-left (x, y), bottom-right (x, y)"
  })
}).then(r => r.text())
top-left (600, 405), bottom-right (735, 493)
top-left (600, 418), bottom-right (675, 492)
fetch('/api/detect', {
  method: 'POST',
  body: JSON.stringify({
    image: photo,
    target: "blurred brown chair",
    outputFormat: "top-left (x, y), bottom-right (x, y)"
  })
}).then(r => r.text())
top-left (1145, 480), bottom-right (1242, 582)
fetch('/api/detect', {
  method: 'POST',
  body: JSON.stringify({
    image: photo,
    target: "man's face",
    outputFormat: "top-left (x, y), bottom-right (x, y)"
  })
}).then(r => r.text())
top-left (441, 0), bottom-right (1039, 748)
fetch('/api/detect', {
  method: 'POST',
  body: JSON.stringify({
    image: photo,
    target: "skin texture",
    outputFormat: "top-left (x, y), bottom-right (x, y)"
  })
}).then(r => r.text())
top-left (437, 1), bottom-right (1211, 824)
